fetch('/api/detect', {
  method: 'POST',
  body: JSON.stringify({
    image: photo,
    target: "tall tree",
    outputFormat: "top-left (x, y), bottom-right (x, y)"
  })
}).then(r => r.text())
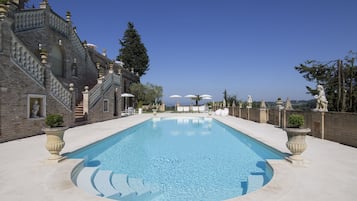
top-left (129, 82), bottom-right (162, 106)
top-left (117, 22), bottom-right (149, 76)
top-left (295, 51), bottom-right (357, 112)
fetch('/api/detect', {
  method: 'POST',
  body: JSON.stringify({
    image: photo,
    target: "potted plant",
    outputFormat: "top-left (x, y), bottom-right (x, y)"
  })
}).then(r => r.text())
top-left (43, 114), bottom-right (68, 160)
top-left (284, 114), bottom-right (311, 163)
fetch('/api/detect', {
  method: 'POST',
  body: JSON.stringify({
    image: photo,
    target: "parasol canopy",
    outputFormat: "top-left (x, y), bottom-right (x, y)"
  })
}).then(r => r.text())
top-left (169, 95), bottom-right (182, 98)
top-left (121, 93), bottom-right (135, 97)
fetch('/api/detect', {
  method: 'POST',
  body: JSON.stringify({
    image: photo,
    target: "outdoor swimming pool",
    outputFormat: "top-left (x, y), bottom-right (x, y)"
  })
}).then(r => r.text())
top-left (68, 117), bottom-right (285, 201)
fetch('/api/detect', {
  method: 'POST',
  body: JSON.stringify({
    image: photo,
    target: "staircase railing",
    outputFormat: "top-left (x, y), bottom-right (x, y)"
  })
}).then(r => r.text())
top-left (14, 9), bottom-right (46, 32)
top-left (10, 32), bottom-right (72, 110)
top-left (87, 73), bottom-right (120, 109)
top-left (49, 72), bottom-right (72, 110)
top-left (14, 9), bottom-right (69, 36)
top-left (10, 33), bottom-right (45, 87)
top-left (14, 8), bottom-right (85, 58)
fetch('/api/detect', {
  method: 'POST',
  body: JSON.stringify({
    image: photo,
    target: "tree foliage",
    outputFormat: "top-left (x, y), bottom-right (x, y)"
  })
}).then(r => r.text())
top-left (295, 51), bottom-right (357, 112)
top-left (117, 22), bottom-right (149, 76)
top-left (129, 82), bottom-right (163, 107)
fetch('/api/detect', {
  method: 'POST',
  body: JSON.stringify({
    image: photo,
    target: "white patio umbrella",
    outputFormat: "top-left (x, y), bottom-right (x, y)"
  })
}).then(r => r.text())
top-left (199, 94), bottom-right (212, 99)
top-left (121, 93), bottom-right (135, 112)
top-left (169, 94), bottom-right (182, 98)
top-left (184, 94), bottom-right (197, 98)
top-left (170, 95), bottom-right (182, 111)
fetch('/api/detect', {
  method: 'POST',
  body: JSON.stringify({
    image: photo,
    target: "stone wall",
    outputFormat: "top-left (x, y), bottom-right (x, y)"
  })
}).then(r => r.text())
top-left (0, 2), bottom-right (141, 142)
top-left (15, 25), bottom-right (98, 103)
top-left (0, 51), bottom-right (73, 142)
top-left (232, 107), bottom-right (357, 148)
top-left (87, 85), bottom-right (121, 123)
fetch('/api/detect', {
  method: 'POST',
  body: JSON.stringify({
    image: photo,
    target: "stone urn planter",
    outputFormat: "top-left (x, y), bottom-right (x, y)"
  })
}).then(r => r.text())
top-left (0, 1), bottom-right (8, 21)
top-left (43, 114), bottom-right (67, 160)
top-left (284, 114), bottom-right (311, 163)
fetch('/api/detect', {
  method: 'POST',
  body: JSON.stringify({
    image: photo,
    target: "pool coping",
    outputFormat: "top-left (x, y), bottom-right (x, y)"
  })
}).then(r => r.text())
top-left (1, 113), bottom-right (357, 201)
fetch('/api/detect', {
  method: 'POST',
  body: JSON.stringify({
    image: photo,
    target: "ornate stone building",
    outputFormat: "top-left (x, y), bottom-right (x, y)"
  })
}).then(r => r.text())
top-left (0, 0), bottom-right (140, 142)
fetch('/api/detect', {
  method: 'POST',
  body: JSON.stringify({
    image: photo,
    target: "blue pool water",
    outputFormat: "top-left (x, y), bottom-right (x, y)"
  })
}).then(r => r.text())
top-left (68, 117), bottom-right (285, 201)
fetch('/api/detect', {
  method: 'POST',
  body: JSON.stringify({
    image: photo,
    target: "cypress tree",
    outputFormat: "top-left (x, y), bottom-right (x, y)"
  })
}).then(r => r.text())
top-left (117, 22), bottom-right (149, 76)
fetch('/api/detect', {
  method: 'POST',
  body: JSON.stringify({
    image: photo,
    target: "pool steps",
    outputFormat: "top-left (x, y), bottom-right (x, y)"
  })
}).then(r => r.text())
top-left (76, 167), bottom-right (161, 200)
top-left (93, 170), bottom-right (118, 197)
top-left (246, 174), bottom-right (265, 193)
top-left (76, 167), bottom-right (103, 196)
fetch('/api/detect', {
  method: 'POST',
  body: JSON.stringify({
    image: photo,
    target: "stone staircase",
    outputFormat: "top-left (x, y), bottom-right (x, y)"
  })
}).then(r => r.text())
top-left (76, 167), bottom-right (161, 201)
top-left (75, 101), bottom-right (86, 122)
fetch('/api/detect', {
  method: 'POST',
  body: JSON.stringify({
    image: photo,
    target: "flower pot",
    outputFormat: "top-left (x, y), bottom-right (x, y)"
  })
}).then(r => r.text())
top-left (284, 128), bottom-right (311, 162)
top-left (43, 127), bottom-right (68, 160)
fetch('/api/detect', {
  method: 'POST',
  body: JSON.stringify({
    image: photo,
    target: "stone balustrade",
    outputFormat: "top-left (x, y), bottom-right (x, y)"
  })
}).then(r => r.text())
top-left (50, 73), bottom-right (72, 110)
top-left (88, 73), bottom-right (120, 108)
top-left (14, 9), bottom-right (70, 37)
top-left (102, 74), bottom-right (113, 92)
top-left (48, 11), bottom-right (70, 36)
top-left (11, 35), bottom-right (44, 86)
top-left (14, 10), bottom-right (45, 32)
top-left (70, 29), bottom-right (85, 58)
top-left (89, 84), bottom-right (101, 108)
top-left (113, 74), bottom-right (120, 85)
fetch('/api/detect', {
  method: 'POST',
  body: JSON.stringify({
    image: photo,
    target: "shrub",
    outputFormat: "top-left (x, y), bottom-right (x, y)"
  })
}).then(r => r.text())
top-left (45, 114), bottom-right (64, 128)
top-left (287, 114), bottom-right (304, 128)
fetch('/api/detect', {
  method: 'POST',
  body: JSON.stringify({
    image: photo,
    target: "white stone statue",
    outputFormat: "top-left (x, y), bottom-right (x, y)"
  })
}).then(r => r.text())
top-left (314, 85), bottom-right (328, 112)
top-left (31, 100), bottom-right (40, 118)
top-left (285, 97), bottom-right (294, 110)
top-left (260, 100), bottom-right (266, 109)
top-left (247, 95), bottom-right (253, 109)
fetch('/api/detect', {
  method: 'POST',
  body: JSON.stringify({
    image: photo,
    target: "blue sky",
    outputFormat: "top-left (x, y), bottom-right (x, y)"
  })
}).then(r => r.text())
top-left (30, 0), bottom-right (357, 105)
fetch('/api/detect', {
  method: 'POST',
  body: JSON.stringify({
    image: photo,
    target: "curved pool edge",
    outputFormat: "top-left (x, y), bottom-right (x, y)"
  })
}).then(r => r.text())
top-left (61, 158), bottom-right (295, 201)
top-left (62, 115), bottom-right (296, 201)
top-left (46, 158), bottom-right (110, 201)
top-left (225, 159), bottom-right (296, 201)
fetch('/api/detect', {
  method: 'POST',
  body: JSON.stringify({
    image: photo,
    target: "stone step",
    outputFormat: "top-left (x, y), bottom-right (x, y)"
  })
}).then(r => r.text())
top-left (246, 174), bottom-right (265, 193)
top-left (93, 170), bottom-right (119, 197)
top-left (111, 174), bottom-right (136, 198)
top-left (76, 167), bottom-right (102, 196)
top-left (76, 167), bottom-right (161, 200)
top-left (128, 177), bottom-right (152, 196)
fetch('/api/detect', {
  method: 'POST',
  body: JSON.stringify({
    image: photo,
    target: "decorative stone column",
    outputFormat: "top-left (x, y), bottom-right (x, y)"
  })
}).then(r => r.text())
top-left (69, 83), bottom-right (75, 110)
top-left (109, 62), bottom-right (114, 74)
top-left (259, 100), bottom-right (267, 123)
top-left (82, 86), bottom-right (89, 116)
top-left (238, 102), bottom-right (242, 118)
top-left (276, 98), bottom-right (284, 127)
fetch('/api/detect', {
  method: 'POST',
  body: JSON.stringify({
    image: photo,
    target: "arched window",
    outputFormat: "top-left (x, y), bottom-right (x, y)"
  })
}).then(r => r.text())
top-left (49, 46), bottom-right (64, 77)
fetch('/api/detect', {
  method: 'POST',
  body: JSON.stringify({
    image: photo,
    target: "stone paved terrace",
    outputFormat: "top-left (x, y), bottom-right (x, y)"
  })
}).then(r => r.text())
top-left (0, 113), bottom-right (356, 201)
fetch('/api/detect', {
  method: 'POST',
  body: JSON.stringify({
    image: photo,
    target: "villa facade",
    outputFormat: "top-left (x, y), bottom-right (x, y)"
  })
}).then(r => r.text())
top-left (0, 0), bottom-right (140, 142)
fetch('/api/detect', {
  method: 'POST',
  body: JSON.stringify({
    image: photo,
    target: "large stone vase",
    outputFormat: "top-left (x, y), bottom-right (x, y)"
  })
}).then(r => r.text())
top-left (284, 128), bottom-right (311, 162)
top-left (0, 3), bottom-right (8, 20)
top-left (43, 127), bottom-right (68, 160)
